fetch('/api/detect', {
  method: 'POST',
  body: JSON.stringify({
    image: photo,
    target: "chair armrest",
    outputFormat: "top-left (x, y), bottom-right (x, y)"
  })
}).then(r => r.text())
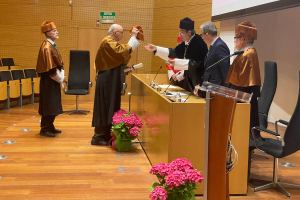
top-left (87, 81), bottom-right (92, 94)
top-left (251, 126), bottom-right (285, 147)
top-left (277, 119), bottom-right (289, 126)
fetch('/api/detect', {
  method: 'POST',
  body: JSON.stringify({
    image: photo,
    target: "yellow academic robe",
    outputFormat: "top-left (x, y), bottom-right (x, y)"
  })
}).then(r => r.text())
top-left (226, 48), bottom-right (261, 87)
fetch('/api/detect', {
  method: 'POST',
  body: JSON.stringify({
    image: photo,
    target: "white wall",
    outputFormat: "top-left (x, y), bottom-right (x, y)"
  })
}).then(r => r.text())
top-left (220, 6), bottom-right (300, 123)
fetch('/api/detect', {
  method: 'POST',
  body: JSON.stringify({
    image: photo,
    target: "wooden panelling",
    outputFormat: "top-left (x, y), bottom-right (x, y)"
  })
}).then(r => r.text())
top-left (154, 0), bottom-right (186, 8)
top-left (186, 0), bottom-right (211, 6)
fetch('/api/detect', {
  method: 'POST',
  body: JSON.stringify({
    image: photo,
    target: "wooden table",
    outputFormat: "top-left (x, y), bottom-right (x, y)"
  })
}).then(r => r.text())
top-left (131, 74), bottom-right (250, 195)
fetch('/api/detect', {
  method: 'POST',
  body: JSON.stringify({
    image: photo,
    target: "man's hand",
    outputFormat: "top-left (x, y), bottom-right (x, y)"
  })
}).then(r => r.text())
top-left (63, 76), bottom-right (67, 82)
top-left (172, 74), bottom-right (177, 81)
top-left (193, 84), bottom-right (200, 96)
top-left (168, 59), bottom-right (175, 66)
top-left (130, 28), bottom-right (139, 38)
top-left (144, 44), bottom-right (157, 52)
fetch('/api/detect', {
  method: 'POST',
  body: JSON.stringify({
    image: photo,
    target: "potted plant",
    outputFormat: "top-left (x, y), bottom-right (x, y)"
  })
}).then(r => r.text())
top-left (109, 109), bottom-right (143, 151)
top-left (149, 158), bottom-right (203, 200)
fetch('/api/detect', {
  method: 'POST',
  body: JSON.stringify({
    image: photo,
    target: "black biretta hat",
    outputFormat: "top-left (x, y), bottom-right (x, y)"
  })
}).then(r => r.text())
top-left (179, 17), bottom-right (194, 30)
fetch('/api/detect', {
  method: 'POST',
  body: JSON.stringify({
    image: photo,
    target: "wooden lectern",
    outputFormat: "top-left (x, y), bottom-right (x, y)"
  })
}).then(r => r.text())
top-left (199, 81), bottom-right (252, 200)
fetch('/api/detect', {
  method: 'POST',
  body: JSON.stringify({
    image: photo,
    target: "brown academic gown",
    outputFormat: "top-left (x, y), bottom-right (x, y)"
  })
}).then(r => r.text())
top-left (36, 40), bottom-right (64, 116)
top-left (92, 36), bottom-right (132, 139)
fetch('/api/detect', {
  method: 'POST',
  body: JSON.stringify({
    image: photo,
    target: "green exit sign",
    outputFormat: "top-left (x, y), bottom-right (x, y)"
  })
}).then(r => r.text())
top-left (100, 12), bottom-right (116, 19)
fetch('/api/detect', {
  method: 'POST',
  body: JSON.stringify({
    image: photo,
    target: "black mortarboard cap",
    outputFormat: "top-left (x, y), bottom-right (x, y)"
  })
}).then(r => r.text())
top-left (179, 17), bottom-right (194, 30)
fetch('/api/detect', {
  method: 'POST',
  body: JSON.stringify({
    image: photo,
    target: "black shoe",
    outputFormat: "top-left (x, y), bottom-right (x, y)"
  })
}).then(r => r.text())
top-left (40, 130), bottom-right (55, 137)
top-left (91, 137), bottom-right (109, 146)
top-left (51, 129), bottom-right (62, 134)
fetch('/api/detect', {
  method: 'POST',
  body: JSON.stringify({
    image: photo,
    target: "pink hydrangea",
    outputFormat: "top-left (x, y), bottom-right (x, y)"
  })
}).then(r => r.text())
top-left (185, 169), bottom-right (204, 183)
top-left (134, 117), bottom-right (143, 128)
top-left (149, 186), bottom-right (168, 200)
top-left (112, 115), bottom-right (123, 125)
top-left (169, 158), bottom-right (194, 172)
top-left (150, 163), bottom-right (173, 177)
top-left (129, 126), bottom-right (139, 137)
top-left (165, 171), bottom-right (187, 189)
top-left (114, 109), bottom-right (128, 116)
top-left (131, 111), bottom-right (138, 118)
top-left (123, 116), bottom-right (135, 127)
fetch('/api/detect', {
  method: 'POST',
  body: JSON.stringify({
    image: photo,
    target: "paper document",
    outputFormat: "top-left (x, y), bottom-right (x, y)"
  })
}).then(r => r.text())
top-left (158, 85), bottom-right (177, 89)
top-left (165, 92), bottom-right (188, 96)
top-left (124, 63), bottom-right (143, 73)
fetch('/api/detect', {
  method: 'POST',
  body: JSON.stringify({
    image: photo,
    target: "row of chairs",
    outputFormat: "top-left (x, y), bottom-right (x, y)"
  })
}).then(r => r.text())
top-left (0, 68), bottom-right (39, 109)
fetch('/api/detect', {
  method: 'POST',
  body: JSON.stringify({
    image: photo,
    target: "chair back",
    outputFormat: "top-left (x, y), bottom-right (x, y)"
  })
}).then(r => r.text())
top-left (0, 71), bottom-right (13, 82)
top-left (283, 70), bottom-right (300, 156)
top-left (2, 58), bottom-right (15, 67)
top-left (0, 59), bottom-right (2, 66)
top-left (258, 61), bottom-right (277, 128)
top-left (24, 69), bottom-right (38, 78)
top-left (11, 70), bottom-right (25, 80)
top-left (68, 50), bottom-right (90, 90)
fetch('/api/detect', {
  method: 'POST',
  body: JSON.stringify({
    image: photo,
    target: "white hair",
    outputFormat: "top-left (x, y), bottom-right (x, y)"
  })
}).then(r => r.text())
top-left (108, 24), bottom-right (120, 35)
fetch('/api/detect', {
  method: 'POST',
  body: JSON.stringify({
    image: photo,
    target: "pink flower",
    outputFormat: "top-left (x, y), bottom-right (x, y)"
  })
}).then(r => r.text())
top-left (185, 169), bottom-right (204, 183)
top-left (123, 116), bottom-right (135, 127)
top-left (129, 126), bottom-right (139, 137)
top-left (165, 171), bottom-right (187, 189)
top-left (169, 158), bottom-right (194, 172)
top-left (114, 109), bottom-right (128, 116)
top-left (131, 111), bottom-right (138, 118)
top-left (150, 163), bottom-right (172, 177)
top-left (149, 186), bottom-right (168, 200)
top-left (134, 117), bottom-right (143, 128)
top-left (112, 115), bottom-right (123, 125)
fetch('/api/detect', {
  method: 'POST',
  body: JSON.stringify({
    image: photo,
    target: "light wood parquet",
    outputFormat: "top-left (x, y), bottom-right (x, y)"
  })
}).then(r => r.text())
top-left (0, 100), bottom-right (299, 200)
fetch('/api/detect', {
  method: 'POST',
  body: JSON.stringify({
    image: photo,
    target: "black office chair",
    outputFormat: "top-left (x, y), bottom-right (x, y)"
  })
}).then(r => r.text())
top-left (251, 70), bottom-right (300, 197)
top-left (252, 61), bottom-right (278, 158)
top-left (2, 58), bottom-right (15, 69)
top-left (63, 50), bottom-right (91, 115)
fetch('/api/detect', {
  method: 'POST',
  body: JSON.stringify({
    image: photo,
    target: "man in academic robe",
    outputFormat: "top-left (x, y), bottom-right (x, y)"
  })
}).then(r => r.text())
top-left (166, 35), bottom-right (189, 91)
top-left (144, 17), bottom-right (208, 93)
top-left (225, 21), bottom-right (261, 177)
top-left (36, 21), bottom-right (65, 137)
top-left (91, 24), bottom-right (140, 146)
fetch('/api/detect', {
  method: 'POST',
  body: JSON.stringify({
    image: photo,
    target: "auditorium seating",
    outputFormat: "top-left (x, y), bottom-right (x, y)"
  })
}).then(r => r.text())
top-left (24, 69), bottom-right (40, 104)
top-left (0, 70), bottom-right (20, 109)
top-left (11, 69), bottom-right (32, 106)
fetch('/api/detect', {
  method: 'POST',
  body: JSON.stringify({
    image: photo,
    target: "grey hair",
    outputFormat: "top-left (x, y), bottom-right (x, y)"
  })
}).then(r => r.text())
top-left (245, 37), bottom-right (254, 45)
top-left (184, 29), bottom-right (196, 36)
top-left (108, 24), bottom-right (120, 35)
top-left (200, 21), bottom-right (218, 36)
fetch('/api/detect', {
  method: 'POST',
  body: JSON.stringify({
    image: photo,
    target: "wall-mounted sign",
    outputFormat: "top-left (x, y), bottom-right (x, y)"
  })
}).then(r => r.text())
top-left (100, 12), bottom-right (116, 20)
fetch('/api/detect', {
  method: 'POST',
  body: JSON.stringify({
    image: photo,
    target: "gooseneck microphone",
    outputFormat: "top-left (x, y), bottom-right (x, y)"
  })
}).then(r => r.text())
top-left (163, 78), bottom-right (173, 95)
top-left (183, 92), bottom-right (192, 102)
top-left (205, 50), bottom-right (244, 82)
top-left (153, 66), bottom-right (162, 83)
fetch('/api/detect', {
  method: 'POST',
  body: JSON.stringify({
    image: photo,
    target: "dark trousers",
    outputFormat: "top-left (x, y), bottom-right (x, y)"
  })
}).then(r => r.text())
top-left (92, 125), bottom-right (112, 142)
top-left (41, 115), bottom-right (56, 131)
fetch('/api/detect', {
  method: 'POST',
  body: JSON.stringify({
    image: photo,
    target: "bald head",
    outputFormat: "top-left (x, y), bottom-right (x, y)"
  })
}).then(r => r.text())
top-left (108, 24), bottom-right (123, 41)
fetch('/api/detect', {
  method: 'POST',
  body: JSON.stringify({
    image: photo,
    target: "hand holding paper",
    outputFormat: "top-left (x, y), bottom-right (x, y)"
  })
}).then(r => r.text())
top-left (123, 63), bottom-right (143, 73)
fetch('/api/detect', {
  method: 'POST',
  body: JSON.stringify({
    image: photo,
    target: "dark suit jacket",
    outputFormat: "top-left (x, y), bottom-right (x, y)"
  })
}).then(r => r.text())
top-left (203, 37), bottom-right (230, 86)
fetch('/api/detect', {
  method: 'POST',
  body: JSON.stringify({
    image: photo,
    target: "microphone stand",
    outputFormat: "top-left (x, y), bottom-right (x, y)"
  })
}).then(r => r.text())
top-left (162, 78), bottom-right (173, 96)
top-left (183, 93), bottom-right (192, 102)
top-left (204, 51), bottom-right (244, 83)
top-left (152, 66), bottom-right (162, 85)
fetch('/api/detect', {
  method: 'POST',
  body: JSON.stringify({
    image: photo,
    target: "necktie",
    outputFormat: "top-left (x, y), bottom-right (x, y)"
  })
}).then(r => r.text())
top-left (53, 43), bottom-right (57, 50)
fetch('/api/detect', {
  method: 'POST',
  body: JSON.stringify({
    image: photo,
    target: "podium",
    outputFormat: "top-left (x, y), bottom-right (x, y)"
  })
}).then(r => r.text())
top-left (199, 82), bottom-right (252, 200)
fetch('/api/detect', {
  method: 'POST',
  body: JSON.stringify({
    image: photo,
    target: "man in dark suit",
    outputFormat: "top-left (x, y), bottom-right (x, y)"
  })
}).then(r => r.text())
top-left (201, 21), bottom-right (230, 86)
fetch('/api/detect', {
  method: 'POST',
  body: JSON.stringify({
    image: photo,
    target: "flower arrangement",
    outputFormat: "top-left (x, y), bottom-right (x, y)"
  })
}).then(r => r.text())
top-left (110, 109), bottom-right (143, 151)
top-left (149, 158), bottom-right (203, 200)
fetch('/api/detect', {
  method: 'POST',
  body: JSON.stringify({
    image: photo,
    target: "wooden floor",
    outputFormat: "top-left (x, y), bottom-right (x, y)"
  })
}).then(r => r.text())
top-left (0, 100), bottom-right (299, 200)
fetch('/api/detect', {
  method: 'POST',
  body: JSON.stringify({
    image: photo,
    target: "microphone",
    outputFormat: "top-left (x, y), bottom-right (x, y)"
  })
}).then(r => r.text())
top-left (153, 66), bottom-right (162, 83)
top-left (204, 50), bottom-right (244, 83)
top-left (163, 78), bottom-right (173, 96)
top-left (183, 93), bottom-right (192, 102)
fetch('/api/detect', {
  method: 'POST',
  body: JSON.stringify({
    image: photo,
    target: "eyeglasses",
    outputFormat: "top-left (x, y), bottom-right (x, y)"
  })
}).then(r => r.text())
top-left (234, 36), bottom-right (245, 40)
top-left (116, 31), bottom-right (123, 34)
